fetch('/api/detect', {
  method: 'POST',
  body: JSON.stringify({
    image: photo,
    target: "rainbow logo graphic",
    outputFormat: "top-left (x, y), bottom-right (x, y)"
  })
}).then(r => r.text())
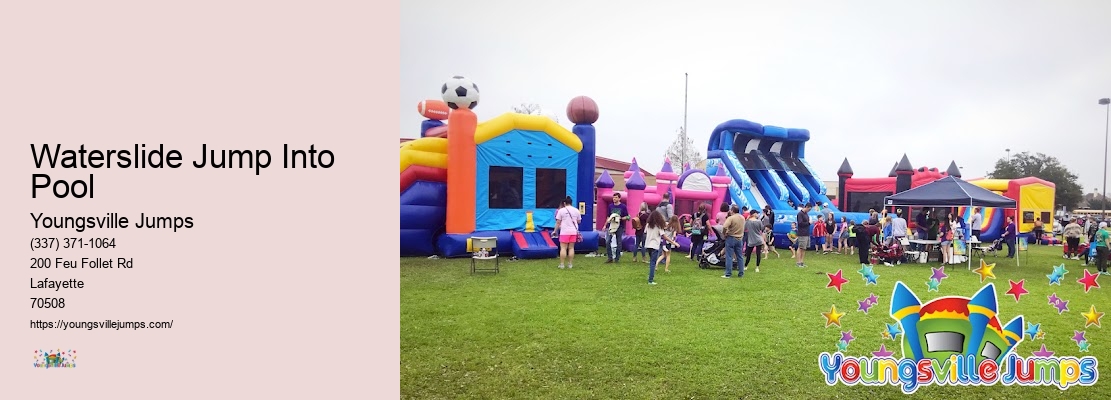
top-left (819, 282), bottom-right (1098, 393)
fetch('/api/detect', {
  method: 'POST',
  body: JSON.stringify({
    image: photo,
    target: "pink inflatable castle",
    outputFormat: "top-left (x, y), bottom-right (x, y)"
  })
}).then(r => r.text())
top-left (594, 157), bottom-right (731, 252)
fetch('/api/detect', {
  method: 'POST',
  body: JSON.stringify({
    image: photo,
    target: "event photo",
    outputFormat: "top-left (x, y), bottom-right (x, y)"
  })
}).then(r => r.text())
top-left (400, 1), bottom-right (1111, 398)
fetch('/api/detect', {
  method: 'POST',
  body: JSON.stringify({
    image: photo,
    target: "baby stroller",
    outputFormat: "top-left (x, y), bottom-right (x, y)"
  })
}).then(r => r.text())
top-left (698, 226), bottom-right (727, 269)
top-left (870, 239), bottom-right (906, 266)
top-left (984, 238), bottom-right (1003, 257)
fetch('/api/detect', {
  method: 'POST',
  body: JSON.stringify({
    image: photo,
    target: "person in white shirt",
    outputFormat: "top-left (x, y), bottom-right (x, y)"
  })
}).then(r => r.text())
top-left (968, 207), bottom-right (983, 240)
top-left (890, 213), bottom-right (908, 245)
top-left (554, 196), bottom-right (582, 269)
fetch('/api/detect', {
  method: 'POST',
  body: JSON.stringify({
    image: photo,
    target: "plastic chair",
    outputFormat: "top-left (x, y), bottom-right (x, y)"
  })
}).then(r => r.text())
top-left (470, 237), bottom-right (499, 274)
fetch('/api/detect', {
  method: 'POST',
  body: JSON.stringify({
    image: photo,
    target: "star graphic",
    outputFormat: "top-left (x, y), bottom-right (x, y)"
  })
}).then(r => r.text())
top-left (873, 344), bottom-right (895, 357)
top-left (973, 259), bottom-right (996, 283)
top-left (841, 330), bottom-right (856, 344)
top-left (1025, 322), bottom-right (1041, 339)
top-left (866, 293), bottom-right (879, 305)
top-left (857, 264), bottom-right (873, 279)
top-left (1082, 305), bottom-right (1104, 328)
top-left (1079, 341), bottom-right (1091, 352)
top-left (837, 340), bottom-right (849, 352)
top-left (857, 299), bottom-right (874, 313)
top-left (1048, 293), bottom-right (1061, 305)
top-left (1073, 330), bottom-right (1087, 345)
top-left (886, 323), bottom-right (902, 339)
top-left (1054, 299), bottom-right (1070, 314)
top-left (1053, 264), bottom-right (1069, 277)
top-left (881, 331), bottom-right (892, 340)
top-left (1048, 273), bottom-right (1063, 285)
top-left (1005, 279), bottom-right (1029, 302)
top-left (1035, 331), bottom-right (1046, 340)
top-left (823, 304), bottom-right (846, 327)
top-left (930, 266), bottom-right (948, 282)
top-left (927, 278), bottom-right (940, 292)
top-left (1077, 269), bottom-right (1101, 293)
top-left (827, 270), bottom-right (849, 292)
top-left (1032, 344), bottom-right (1055, 357)
top-left (864, 272), bottom-right (879, 285)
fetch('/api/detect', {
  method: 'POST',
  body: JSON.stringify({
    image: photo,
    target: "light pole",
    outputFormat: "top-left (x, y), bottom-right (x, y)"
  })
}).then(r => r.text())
top-left (1101, 98), bottom-right (1110, 221)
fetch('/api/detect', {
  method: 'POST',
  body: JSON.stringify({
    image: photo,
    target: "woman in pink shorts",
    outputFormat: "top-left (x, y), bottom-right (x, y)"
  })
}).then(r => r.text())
top-left (555, 196), bottom-right (582, 269)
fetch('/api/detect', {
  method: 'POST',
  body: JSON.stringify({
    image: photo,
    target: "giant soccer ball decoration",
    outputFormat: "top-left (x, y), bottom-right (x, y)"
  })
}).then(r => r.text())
top-left (440, 76), bottom-right (479, 110)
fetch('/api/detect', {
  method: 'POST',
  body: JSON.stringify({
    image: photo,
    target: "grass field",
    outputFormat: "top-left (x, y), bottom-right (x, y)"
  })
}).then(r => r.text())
top-left (401, 244), bottom-right (1111, 399)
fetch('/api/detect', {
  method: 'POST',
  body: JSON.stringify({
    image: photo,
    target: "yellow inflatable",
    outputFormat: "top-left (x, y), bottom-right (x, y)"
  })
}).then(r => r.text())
top-left (400, 137), bottom-right (448, 172)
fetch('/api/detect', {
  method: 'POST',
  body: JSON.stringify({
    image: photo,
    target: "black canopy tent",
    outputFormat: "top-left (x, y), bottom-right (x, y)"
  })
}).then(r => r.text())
top-left (884, 176), bottom-right (1018, 269)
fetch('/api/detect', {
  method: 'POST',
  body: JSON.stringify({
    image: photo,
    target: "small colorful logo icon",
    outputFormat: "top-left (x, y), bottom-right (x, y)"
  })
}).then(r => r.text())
top-left (33, 349), bottom-right (76, 369)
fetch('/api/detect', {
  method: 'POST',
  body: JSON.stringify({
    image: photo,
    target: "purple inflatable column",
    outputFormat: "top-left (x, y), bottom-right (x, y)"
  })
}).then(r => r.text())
top-left (569, 96), bottom-right (599, 232)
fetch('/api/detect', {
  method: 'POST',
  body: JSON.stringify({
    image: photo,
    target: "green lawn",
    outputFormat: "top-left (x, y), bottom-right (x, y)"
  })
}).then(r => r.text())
top-left (401, 245), bottom-right (1111, 399)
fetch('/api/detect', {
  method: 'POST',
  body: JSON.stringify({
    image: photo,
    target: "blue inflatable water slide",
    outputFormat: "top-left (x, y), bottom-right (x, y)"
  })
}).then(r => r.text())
top-left (704, 119), bottom-right (868, 246)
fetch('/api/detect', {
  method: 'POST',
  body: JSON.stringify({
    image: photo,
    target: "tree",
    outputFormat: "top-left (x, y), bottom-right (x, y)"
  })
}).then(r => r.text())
top-left (987, 151), bottom-right (1082, 209)
top-left (1086, 192), bottom-right (1111, 210)
top-left (664, 127), bottom-right (704, 173)
top-left (511, 102), bottom-right (560, 123)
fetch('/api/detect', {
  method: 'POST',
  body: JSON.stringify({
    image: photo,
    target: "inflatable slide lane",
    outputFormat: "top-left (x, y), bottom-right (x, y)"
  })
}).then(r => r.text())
top-left (400, 138), bottom-right (448, 256)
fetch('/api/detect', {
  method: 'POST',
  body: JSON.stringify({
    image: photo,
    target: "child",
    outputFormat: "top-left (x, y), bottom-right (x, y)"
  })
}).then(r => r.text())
top-left (657, 215), bottom-right (682, 272)
top-left (644, 211), bottom-right (668, 285)
top-left (837, 217), bottom-right (849, 255)
top-left (633, 204), bottom-right (649, 263)
top-left (763, 226), bottom-right (781, 258)
top-left (882, 216), bottom-right (893, 244)
top-left (847, 220), bottom-right (857, 255)
top-left (824, 215), bottom-right (835, 254)
top-left (813, 215), bottom-right (828, 253)
top-left (788, 222), bottom-right (799, 259)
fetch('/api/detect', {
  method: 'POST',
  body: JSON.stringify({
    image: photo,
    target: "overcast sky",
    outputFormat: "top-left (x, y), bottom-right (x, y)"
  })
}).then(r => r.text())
top-left (402, 1), bottom-right (1111, 192)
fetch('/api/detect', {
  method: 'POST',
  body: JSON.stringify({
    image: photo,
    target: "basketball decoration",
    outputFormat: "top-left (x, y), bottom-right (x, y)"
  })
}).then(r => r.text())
top-left (566, 96), bottom-right (599, 124)
top-left (417, 100), bottom-right (450, 120)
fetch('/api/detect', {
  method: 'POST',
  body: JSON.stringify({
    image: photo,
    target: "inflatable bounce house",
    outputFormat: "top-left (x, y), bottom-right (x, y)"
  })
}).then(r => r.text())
top-left (838, 155), bottom-right (1056, 242)
top-left (965, 177), bottom-right (1057, 243)
top-left (593, 157), bottom-right (731, 253)
top-left (399, 76), bottom-right (601, 258)
top-left (702, 119), bottom-right (869, 247)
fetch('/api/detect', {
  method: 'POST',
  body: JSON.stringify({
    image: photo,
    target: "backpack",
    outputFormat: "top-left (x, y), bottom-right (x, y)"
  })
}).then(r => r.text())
top-left (632, 216), bottom-right (643, 231)
top-left (657, 203), bottom-right (673, 220)
top-left (691, 213), bottom-right (704, 235)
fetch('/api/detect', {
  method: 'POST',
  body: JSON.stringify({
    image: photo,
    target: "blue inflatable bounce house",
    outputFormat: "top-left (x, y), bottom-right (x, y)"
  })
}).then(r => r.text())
top-left (399, 80), bottom-right (602, 258)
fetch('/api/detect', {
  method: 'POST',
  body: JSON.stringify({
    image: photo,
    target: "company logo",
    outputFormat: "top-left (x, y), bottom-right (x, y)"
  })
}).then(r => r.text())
top-left (34, 349), bottom-right (76, 369)
top-left (819, 282), bottom-right (1098, 393)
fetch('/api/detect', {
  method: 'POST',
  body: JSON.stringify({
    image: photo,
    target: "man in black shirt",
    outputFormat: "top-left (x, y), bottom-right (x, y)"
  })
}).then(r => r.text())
top-left (795, 203), bottom-right (812, 267)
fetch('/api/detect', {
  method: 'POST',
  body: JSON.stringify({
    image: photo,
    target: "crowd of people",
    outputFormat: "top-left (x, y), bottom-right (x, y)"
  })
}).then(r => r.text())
top-left (551, 196), bottom-right (1111, 285)
top-left (1061, 216), bottom-right (1111, 276)
top-left (572, 193), bottom-right (786, 284)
